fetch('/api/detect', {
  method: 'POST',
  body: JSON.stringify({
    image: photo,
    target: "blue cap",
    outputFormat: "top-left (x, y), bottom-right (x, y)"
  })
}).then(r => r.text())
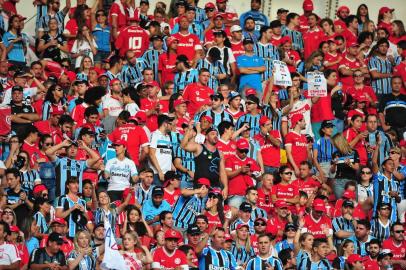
top-left (228, 91), bottom-right (241, 101)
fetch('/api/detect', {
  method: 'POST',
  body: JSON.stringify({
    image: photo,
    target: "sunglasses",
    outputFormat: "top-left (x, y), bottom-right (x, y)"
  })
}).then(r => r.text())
top-left (254, 222), bottom-right (265, 226)
top-left (395, 230), bottom-right (404, 233)
top-left (55, 88), bottom-right (63, 92)
top-left (208, 194), bottom-right (218, 199)
top-left (45, 143), bottom-right (54, 146)
top-left (246, 102), bottom-right (255, 105)
top-left (390, 151), bottom-right (400, 155)
top-left (283, 172), bottom-right (293, 175)
top-left (286, 228), bottom-right (297, 232)
top-left (205, 8), bottom-right (215, 12)
top-left (238, 149), bottom-right (249, 154)
top-left (361, 171), bottom-right (371, 175)
top-left (3, 211), bottom-right (13, 215)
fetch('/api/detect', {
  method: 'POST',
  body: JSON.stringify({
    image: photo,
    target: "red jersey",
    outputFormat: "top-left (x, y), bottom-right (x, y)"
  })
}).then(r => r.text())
top-left (115, 26), bottom-right (150, 58)
top-left (230, 41), bottom-right (245, 58)
top-left (311, 94), bottom-right (335, 123)
top-left (109, 2), bottom-right (128, 32)
top-left (334, 19), bottom-right (347, 33)
top-left (346, 85), bottom-right (377, 104)
top-left (378, 21), bottom-right (393, 36)
top-left (216, 139), bottom-right (237, 160)
top-left (394, 62), bottom-right (406, 86)
top-left (266, 216), bottom-right (287, 242)
top-left (257, 188), bottom-right (273, 215)
top-left (382, 238), bottom-right (406, 270)
top-left (205, 205), bottom-right (231, 232)
top-left (16, 243), bottom-right (29, 268)
top-left (250, 234), bottom-right (259, 255)
top-left (152, 247), bottom-right (188, 269)
top-left (270, 36), bottom-right (283, 47)
top-left (158, 53), bottom-right (177, 85)
top-left (140, 97), bottom-right (160, 131)
top-left (363, 257), bottom-right (379, 270)
top-left (343, 128), bottom-right (367, 165)
top-left (253, 130), bottom-right (281, 167)
top-left (225, 108), bottom-right (245, 122)
top-left (339, 56), bottom-right (364, 89)
top-left (285, 131), bottom-right (308, 168)
top-left (324, 52), bottom-right (341, 71)
top-left (298, 15), bottom-right (310, 33)
top-left (341, 28), bottom-right (358, 45)
top-left (40, 235), bottom-right (74, 257)
top-left (172, 32), bottom-right (202, 61)
top-left (109, 123), bottom-right (149, 166)
top-left (285, 49), bottom-right (301, 73)
top-left (303, 28), bottom-right (324, 59)
top-left (303, 214), bottom-right (332, 239)
top-left (182, 83), bottom-right (214, 118)
top-left (163, 188), bottom-right (181, 208)
top-left (34, 120), bottom-right (58, 136)
top-left (271, 183), bottom-right (299, 212)
top-left (292, 177), bottom-right (321, 197)
top-left (22, 141), bottom-right (41, 168)
top-left (71, 103), bottom-right (89, 127)
top-left (225, 154), bottom-right (260, 196)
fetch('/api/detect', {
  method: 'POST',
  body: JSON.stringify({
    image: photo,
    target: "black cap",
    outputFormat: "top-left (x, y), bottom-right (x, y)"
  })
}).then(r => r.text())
top-left (284, 223), bottom-right (298, 231)
top-left (11, 85), bottom-right (23, 92)
top-left (239, 202), bottom-right (252, 212)
top-left (277, 8), bottom-right (289, 14)
top-left (270, 20), bottom-right (282, 29)
top-left (152, 186), bottom-right (164, 196)
top-left (158, 114), bottom-right (175, 123)
top-left (210, 93), bottom-right (224, 101)
top-left (246, 95), bottom-right (260, 106)
top-left (13, 70), bottom-right (29, 78)
top-left (342, 200), bottom-right (354, 208)
top-left (321, 120), bottom-right (335, 129)
top-left (378, 202), bottom-right (392, 210)
top-left (48, 232), bottom-right (65, 244)
top-left (79, 127), bottom-right (95, 137)
top-left (94, 223), bottom-right (105, 231)
top-left (150, 35), bottom-right (164, 42)
top-left (186, 5), bottom-right (196, 11)
top-left (208, 47), bottom-right (221, 61)
top-left (243, 37), bottom-right (254, 45)
top-left (213, 30), bottom-right (227, 37)
top-left (164, 171), bottom-right (181, 181)
top-left (377, 249), bottom-right (393, 261)
top-left (73, 80), bottom-right (88, 86)
top-left (205, 127), bottom-right (218, 135)
top-left (176, 0), bottom-right (187, 6)
top-left (140, 0), bottom-right (149, 4)
top-left (187, 225), bottom-right (201, 235)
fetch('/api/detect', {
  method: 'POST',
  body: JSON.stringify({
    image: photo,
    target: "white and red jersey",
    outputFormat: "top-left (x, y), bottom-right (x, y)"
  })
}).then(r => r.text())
top-left (334, 19), bottom-right (347, 33)
top-left (122, 252), bottom-right (142, 270)
top-left (152, 247), bottom-right (188, 270)
top-left (102, 94), bottom-right (123, 117)
top-left (0, 242), bottom-right (20, 266)
top-left (253, 130), bottom-right (281, 167)
top-left (163, 188), bottom-right (181, 208)
top-left (298, 14), bottom-right (310, 33)
top-left (230, 40), bottom-right (245, 58)
top-left (303, 28), bottom-right (324, 59)
top-left (172, 32), bottom-right (202, 61)
top-left (270, 35), bottom-right (283, 47)
top-left (303, 214), bottom-right (332, 239)
top-left (266, 216), bottom-right (288, 242)
top-left (216, 139), bottom-right (237, 160)
top-left (71, 102), bottom-right (89, 127)
top-left (339, 56), bottom-right (364, 89)
top-left (292, 177), bottom-right (321, 198)
top-left (225, 154), bottom-right (260, 196)
top-left (382, 238), bottom-right (406, 270)
top-left (22, 140), bottom-right (41, 168)
top-left (115, 25), bottom-right (150, 58)
top-left (205, 205), bottom-right (231, 232)
top-left (282, 99), bottom-right (313, 137)
top-left (109, 1), bottom-right (128, 32)
top-left (285, 131), bottom-right (308, 168)
top-left (182, 83), bottom-right (214, 118)
top-left (257, 188), bottom-right (273, 216)
top-left (284, 49), bottom-right (301, 73)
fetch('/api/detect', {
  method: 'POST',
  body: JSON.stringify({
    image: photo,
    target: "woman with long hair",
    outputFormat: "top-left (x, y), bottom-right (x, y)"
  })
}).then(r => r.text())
top-left (20, 215), bottom-right (40, 255)
top-left (272, 166), bottom-right (299, 213)
top-left (362, 20), bottom-right (376, 37)
top-left (332, 239), bottom-right (355, 269)
top-left (304, 50), bottom-right (324, 73)
top-left (356, 4), bottom-right (369, 33)
top-left (37, 18), bottom-right (69, 62)
top-left (204, 188), bottom-right (227, 232)
top-left (330, 133), bottom-right (360, 198)
top-left (120, 205), bottom-right (153, 246)
top-left (294, 231), bottom-right (314, 262)
top-left (357, 165), bottom-right (374, 206)
top-left (14, 150), bottom-right (41, 191)
top-left (158, 36), bottom-right (178, 87)
top-left (64, 4), bottom-right (91, 50)
top-left (377, 7), bottom-right (394, 36)
top-left (33, 197), bottom-right (51, 236)
top-left (91, 9), bottom-right (111, 69)
top-left (344, 115), bottom-right (368, 165)
top-left (230, 224), bottom-right (255, 265)
top-left (1, 207), bottom-right (17, 226)
top-left (319, 18), bottom-right (336, 39)
top-left (313, 120), bottom-right (337, 181)
top-left (76, 56), bottom-right (94, 82)
top-left (67, 230), bottom-right (96, 270)
top-left (42, 84), bottom-right (66, 120)
top-left (120, 231), bottom-right (153, 270)
top-left (390, 20), bottom-right (406, 45)
top-left (71, 24), bottom-right (98, 69)
top-left (3, 15), bottom-right (26, 67)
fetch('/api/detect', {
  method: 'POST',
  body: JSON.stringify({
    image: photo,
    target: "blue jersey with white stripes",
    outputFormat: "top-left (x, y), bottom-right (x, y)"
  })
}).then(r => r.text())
top-left (33, 211), bottom-right (49, 234)
top-left (121, 62), bottom-right (144, 88)
top-left (251, 207), bottom-right (267, 221)
top-left (135, 182), bottom-right (155, 206)
top-left (197, 59), bottom-right (226, 91)
top-left (229, 219), bottom-right (255, 234)
top-left (298, 257), bottom-right (333, 270)
top-left (195, 109), bottom-right (233, 127)
top-left (53, 157), bottom-right (87, 198)
top-left (142, 49), bottom-right (163, 81)
top-left (235, 113), bottom-right (261, 137)
top-left (274, 240), bottom-right (294, 254)
top-left (370, 218), bottom-right (391, 242)
top-left (93, 205), bottom-right (118, 234)
top-left (67, 250), bottom-right (96, 270)
top-left (240, 11), bottom-right (269, 32)
top-left (173, 68), bottom-right (199, 93)
top-left (261, 106), bottom-right (283, 132)
top-left (231, 242), bottom-right (256, 265)
top-left (174, 145), bottom-right (195, 185)
top-left (38, 11), bottom-right (67, 34)
top-left (3, 32), bottom-right (25, 63)
top-left (313, 136), bottom-right (337, 163)
top-left (246, 256), bottom-right (283, 270)
top-left (368, 55), bottom-right (393, 95)
top-left (56, 195), bottom-right (87, 238)
top-left (92, 24), bottom-right (111, 52)
top-left (332, 216), bottom-right (355, 246)
top-left (172, 193), bottom-right (207, 229)
top-left (20, 170), bottom-right (40, 192)
top-left (373, 172), bottom-right (399, 222)
top-left (281, 26), bottom-right (304, 51)
top-left (346, 235), bottom-right (375, 256)
top-left (35, 5), bottom-right (48, 31)
top-left (254, 42), bottom-right (279, 80)
top-left (199, 247), bottom-right (237, 270)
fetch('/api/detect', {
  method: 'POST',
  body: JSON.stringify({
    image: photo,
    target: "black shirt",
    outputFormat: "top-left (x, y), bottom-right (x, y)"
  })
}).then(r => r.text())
top-left (10, 101), bottom-right (35, 135)
top-left (29, 247), bottom-right (66, 268)
top-left (378, 93), bottom-right (406, 128)
top-left (39, 33), bottom-right (67, 62)
top-left (193, 144), bottom-right (221, 187)
top-left (332, 150), bottom-right (360, 180)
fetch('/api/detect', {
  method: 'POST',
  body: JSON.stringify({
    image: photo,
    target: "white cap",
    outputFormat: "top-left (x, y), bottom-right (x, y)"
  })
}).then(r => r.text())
top-left (230, 25), bottom-right (242, 33)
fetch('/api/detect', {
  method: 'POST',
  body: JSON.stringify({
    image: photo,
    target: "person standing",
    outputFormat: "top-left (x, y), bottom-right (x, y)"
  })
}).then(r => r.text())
top-left (246, 234), bottom-right (283, 270)
top-left (29, 232), bottom-right (67, 270)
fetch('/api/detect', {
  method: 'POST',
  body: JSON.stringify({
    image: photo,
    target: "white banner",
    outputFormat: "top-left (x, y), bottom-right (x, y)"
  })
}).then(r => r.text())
top-left (273, 60), bottom-right (292, 87)
top-left (307, 72), bottom-right (327, 97)
top-left (100, 219), bottom-right (128, 270)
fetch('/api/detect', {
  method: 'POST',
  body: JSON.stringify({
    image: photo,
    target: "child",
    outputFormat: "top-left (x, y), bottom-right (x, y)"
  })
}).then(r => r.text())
top-left (323, 40), bottom-right (342, 72)
top-left (296, 191), bottom-right (309, 217)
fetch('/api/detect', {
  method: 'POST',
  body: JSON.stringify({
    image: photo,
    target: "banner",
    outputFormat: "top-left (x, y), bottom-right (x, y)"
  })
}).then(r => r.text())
top-left (0, 106), bottom-right (11, 136)
top-left (273, 60), bottom-right (292, 87)
top-left (100, 219), bottom-right (128, 270)
top-left (307, 72), bottom-right (327, 97)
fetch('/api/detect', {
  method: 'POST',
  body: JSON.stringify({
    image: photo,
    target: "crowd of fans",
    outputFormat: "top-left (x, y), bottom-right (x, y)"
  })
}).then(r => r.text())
top-left (0, 0), bottom-right (405, 269)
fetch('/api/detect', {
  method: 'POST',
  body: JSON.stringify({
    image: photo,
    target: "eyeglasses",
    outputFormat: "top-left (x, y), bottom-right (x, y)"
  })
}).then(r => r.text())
top-left (395, 230), bottom-right (404, 233)
top-left (96, 13), bottom-right (105, 17)
top-left (246, 102), bottom-right (255, 105)
top-left (361, 171), bottom-right (371, 175)
top-left (3, 211), bottom-right (13, 215)
top-left (45, 143), bottom-right (54, 146)
top-left (283, 172), bottom-right (293, 175)
top-left (254, 222), bottom-right (266, 226)
top-left (390, 151), bottom-right (400, 155)
top-left (205, 8), bottom-right (215, 12)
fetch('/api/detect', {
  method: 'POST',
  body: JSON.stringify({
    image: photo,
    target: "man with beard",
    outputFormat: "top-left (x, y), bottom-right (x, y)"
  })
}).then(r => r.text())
top-left (246, 234), bottom-right (283, 270)
top-left (347, 219), bottom-right (376, 256)
top-left (382, 222), bottom-right (406, 270)
top-left (368, 38), bottom-right (393, 97)
top-left (363, 239), bottom-right (381, 270)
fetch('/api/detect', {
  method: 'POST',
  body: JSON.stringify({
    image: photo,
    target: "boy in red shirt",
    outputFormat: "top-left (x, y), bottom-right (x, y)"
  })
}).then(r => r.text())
top-left (285, 114), bottom-right (309, 177)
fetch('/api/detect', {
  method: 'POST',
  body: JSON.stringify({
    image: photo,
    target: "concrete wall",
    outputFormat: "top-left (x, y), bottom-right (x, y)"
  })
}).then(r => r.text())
top-left (16, 0), bottom-right (406, 38)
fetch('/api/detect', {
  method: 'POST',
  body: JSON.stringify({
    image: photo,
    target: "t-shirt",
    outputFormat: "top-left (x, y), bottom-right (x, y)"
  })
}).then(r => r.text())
top-left (225, 154), bottom-right (260, 196)
top-left (271, 183), bottom-right (299, 212)
top-left (292, 177), bottom-right (321, 197)
top-left (339, 56), bottom-right (364, 89)
top-left (71, 39), bottom-right (98, 68)
top-left (303, 28), bottom-right (324, 59)
top-left (151, 247), bottom-right (188, 269)
top-left (182, 83), bottom-right (214, 118)
top-left (148, 130), bottom-right (172, 174)
top-left (216, 139), bottom-right (237, 160)
top-left (29, 247), bottom-right (66, 268)
top-left (0, 243), bottom-right (20, 266)
top-left (105, 157), bottom-right (138, 191)
top-left (382, 238), bottom-right (406, 270)
top-left (303, 214), bottom-right (332, 239)
top-left (172, 32), bottom-right (202, 61)
top-left (282, 99), bottom-right (313, 137)
top-left (158, 53), bottom-right (177, 85)
top-left (115, 25), bottom-right (150, 58)
top-left (102, 94), bottom-right (123, 117)
top-left (236, 54), bottom-right (265, 92)
top-left (253, 130), bottom-right (281, 167)
top-left (285, 131), bottom-right (308, 168)
top-left (343, 128), bottom-right (367, 165)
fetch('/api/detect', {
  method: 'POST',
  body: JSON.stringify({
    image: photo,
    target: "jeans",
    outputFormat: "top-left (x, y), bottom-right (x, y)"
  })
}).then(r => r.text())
top-left (333, 118), bottom-right (345, 135)
top-left (38, 162), bottom-right (56, 202)
top-left (264, 166), bottom-right (279, 175)
top-left (334, 178), bottom-right (353, 199)
top-left (227, 195), bottom-right (245, 209)
top-left (153, 174), bottom-right (163, 187)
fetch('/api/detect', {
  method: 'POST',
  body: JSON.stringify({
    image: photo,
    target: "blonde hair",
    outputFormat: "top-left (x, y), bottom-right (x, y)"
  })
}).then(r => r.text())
top-left (236, 227), bottom-right (251, 253)
top-left (123, 231), bottom-right (142, 251)
top-left (74, 230), bottom-right (92, 251)
top-left (332, 133), bottom-right (353, 155)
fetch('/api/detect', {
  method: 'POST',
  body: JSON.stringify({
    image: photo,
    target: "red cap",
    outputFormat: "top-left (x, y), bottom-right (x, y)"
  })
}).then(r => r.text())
top-left (259, 115), bottom-right (270, 126)
top-left (173, 99), bottom-right (189, 107)
top-left (274, 200), bottom-right (289, 208)
top-left (216, 0), bottom-right (227, 3)
top-left (290, 114), bottom-right (304, 128)
top-left (111, 138), bottom-right (127, 147)
top-left (178, 14), bottom-right (188, 21)
top-left (9, 225), bottom-right (20, 233)
top-left (280, 36), bottom-right (292, 44)
top-left (312, 198), bottom-right (326, 212)
top-left (164, 229), bottom-right (182, 240)
top-left (347, 254), bottom-right (366, 265)
top-left (236, 224), bottom-right (249, 230)
top-left (129, 111), bottom-right (147, 123)
top-left (33, 184), bottom-right (48, 194)
top-left (109, 78), bottom-right (121, 86)
top-left (18, 15), bottom-right (27, 21)
top-left (213, 12), bottom-right (225, 19)
top-left (209, 188), bottom-right (222, 196)
top-left (399, 140), bottom-right (406, 147)
top-left (302, 0), bottom-right (314, 11)
top-left (201, 115), bottom-right (213, 123)
top-left (342, 190), bottom-right (356, 200)
top-left (379, 7), bottom-right (394, 15)
top-left (167, 36), bottom-right (179, 46)
top-left (51, 106), bottom-right (65, 115)
top-left (224, 233), bottom-right (233, 241)
top-left (51, 218), bottom-right (67, 226)
top-left (347, 41), bottom-right (360, 48)
top-left (236, 138), bottom-right (249, 150)
top-left (197, 177), bottom-right (211, 186)
top-left (205, 2), bottom-right (215, 9)
top-left (245, 88), bottom-right (257, 97)
top-left (337, 6), bottom-right (350, 14)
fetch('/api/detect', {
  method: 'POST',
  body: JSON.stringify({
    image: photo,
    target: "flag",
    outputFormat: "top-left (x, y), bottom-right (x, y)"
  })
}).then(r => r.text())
top-left (100, 218), bottom-right (128, 270)
top-left (0, 106), bottom-right (11, 136)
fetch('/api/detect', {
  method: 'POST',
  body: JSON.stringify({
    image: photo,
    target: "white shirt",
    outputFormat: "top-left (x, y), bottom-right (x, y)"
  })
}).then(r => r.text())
top-left (105, 157), bottom-right (138, 191)
top-left (0, 242), bottom-right (20, 265)
top-left (282, 98), bottom-right (314, 137)
top-left (2, 86), bottom-right (37, 106)
top-left (71, 39), bottom-right (98, 68)
top-left (148, 130), bottom-right (172, 174)
top-left (125, 103), bottom-right (140, 116)
top-left (102, 94), bottom-right (123, 117)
